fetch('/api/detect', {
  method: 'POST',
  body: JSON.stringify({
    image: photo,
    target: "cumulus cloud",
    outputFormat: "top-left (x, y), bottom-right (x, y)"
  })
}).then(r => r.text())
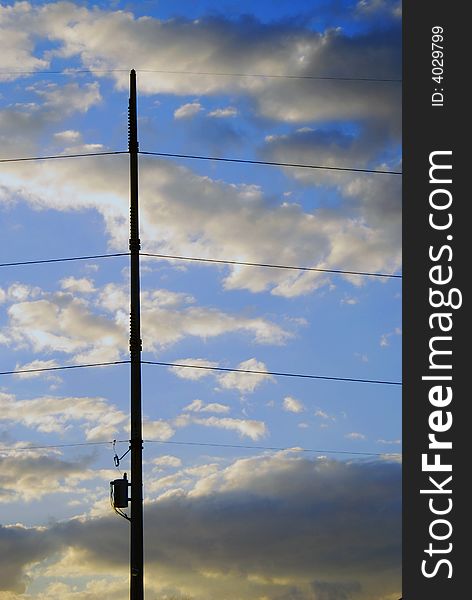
top-left (0, 455), bottom-right (401, 599)
top-left (169, 358), bottom-right (220, 380)
top-left (60, 277), bottom-right (96, 294)
top-left (174, 101), bottom-right (202, 119)
top-left (345, 432), bottom-right (367, 440)
top-left (216, 358), bottom-right (275, 394)
top-left (0, 391), bottom-right (127, 441)
top-left (53, 129), bottom-right (81, 142)
top-left (0, 3), bottom-right (400, 129)
top-left (1, 281), bottom-right (290, 363)
top-left (183, 399), bottom-right (230, 414)
top-left (174, 412), bottom-right (267, 440)
top-left (12, 359), bottom-right (61, 380)
top-left (283, 396), bottom-right (305, 413)
top-left (0, 449), bottom-right (115, 505)
top-left (1, 139), bottom-right (401, 297)
top-left (207, 107), bottom-right (238, 118)
top-left (31, 81), bottom-right (101, 115)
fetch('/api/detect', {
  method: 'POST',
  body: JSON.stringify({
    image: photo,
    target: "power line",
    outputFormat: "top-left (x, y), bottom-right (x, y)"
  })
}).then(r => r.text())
top-left (0, 68), bottom-right (402, 83)
top-left (0, 150), bottom-right (401, 175)
top-left (141, 252), bottom-right (402, 279)
top-left (0, 359), bottom-right (401, 386)
top-left (0, 151), bottom-right (127, 164)
top-left (0, 361), bottom-right (130, 377)
top-left (142, 360), bottom-right (402, 386)
top-left (140, 151), bottom-right (402, 175)
top-left (0, 438), bottom-right (401, 458)
top-left (0, 251), bottom-right (401, 279)
top-left (0, 253), bottom-right (128, 268)
top-left (144, 439), bottom-right (399, 457)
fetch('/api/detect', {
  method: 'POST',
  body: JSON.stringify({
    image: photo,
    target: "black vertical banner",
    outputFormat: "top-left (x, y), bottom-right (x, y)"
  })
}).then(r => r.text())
top-left (404, 2), bottom-right (466, 599)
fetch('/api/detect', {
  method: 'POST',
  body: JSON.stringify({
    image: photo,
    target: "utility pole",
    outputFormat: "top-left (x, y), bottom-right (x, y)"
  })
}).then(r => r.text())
top-left (128, 69), bottom-right (144, 600)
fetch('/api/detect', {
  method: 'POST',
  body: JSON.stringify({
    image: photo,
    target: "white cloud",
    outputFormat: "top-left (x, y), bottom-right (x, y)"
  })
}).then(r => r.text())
top-left (53, 129), bottom-right (81, 142)
top-left (207, 107), bottom-right (238, 118)
top-left (0, 391), bottom-right (127, 441)
top-left (169, 358), bottom-right (219, 380)
top-left (60, 277), bottom-right (96, 294)
top-left (345, 432), bottom-right (366, 440)
top-left (174, 412), bottom-right (267, 440)
top-left (216, 358), bottom-right (274, 394)
top-left (183, 399), bottom-right (230, 414)
top-left (142, 419), bottom-right (175, 441)
top-left (151, 455), bottom-right (182, 470)
top-left (174, 101), bottom-right (202, 119)
top-left (1, 282), bottom-right (290, 364)
top-left (31, 81), bottom-right (102, 115)
top-left (13, 359), bottom-right (61, 380)
top-left (1, 146), bottom-right (401, 297)
top-left (0, 3), bottom-right (400, 130)
top-left (315, 409), bottom-right (336, 421)
top-left (282, 396), bottom-right (305, 413)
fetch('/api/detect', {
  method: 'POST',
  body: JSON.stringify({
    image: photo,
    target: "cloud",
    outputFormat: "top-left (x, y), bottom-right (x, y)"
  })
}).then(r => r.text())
top-left (216, 358), bottom-right (275, 394)
top-left (4, 291), bottom-right (126, 362)
top-left (174, 101), bottom-right (202, 119)
top-left (60, 277), bottom-right (96, 294)
top-left (183, 399), bottom-right (230, 414)
top-left (0, 391), bottom-right (127, 441)
top-left (345, 432), bottom-right (366, 440)
top-left (169, 358), bottom-right (220, 380)
top-left (151, 455), bottom-right (182, 470)
top-left (0, 450), bottom-right (112, 504)
top-left (174, 413), bottom-right (267, 441)
top-left (2, 5), bottom-right (399, 124)
top-left (53, 129), bottom-right (81, 142)
top-left (315, 409), bottom-right (336, 421)
top-left (207, 107), bottom-right (238, 118)
top-left (142, 419), bottom-right (175, 441)
top-left (1, 282), bottom-right (290, 364)
top-left (0, 455), bottom-right (401, 599)
top-left (13, 359), bottom-right (61, 380)
top-left (1, 143), bottom-right (401, 297)
top-left (31, 81), bottom-right (101, 115)
top-left (283, 396), bottom-right (305, 413)
top-left (380, 327), bottom-right (402, 347)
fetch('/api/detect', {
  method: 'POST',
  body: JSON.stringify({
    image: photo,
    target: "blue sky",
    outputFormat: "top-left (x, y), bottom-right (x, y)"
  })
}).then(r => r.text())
top-left (0, 1), bottom-right (401, 599)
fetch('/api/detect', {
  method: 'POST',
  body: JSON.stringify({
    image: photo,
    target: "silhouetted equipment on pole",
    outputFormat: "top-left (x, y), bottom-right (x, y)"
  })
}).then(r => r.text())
top-left (129, 68), bottom-right (144, 600)
top-left (111, 472), bottom-right (130, 508)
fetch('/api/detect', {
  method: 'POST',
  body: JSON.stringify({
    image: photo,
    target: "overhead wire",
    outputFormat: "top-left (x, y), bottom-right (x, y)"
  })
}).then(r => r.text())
top-left (0, 253), bottom-right (128, 268)
top-left (142, 360), bottom-right (402, 386)
top-left (0, 149), bottom-right (401, 175)
top-left (0, 360), bottom-right (130, 377)
top-left (0, 438), bottom-right (401, 458)
top-left (140, 252), bottom-right (402, 279)
top-left (0, 68), bottom-right (402, 82)
top-left (0, 151), bottom-right (127, 164)
top-left (0, 359), bottom-right (401, 386)
top-left (0, 251), bottom-right (401, 279)
top-left (139, 151), bottom-right (402, 175)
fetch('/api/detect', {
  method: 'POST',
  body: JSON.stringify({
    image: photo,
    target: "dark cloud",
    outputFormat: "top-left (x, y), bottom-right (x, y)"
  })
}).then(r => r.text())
top-left (0, 456), bottom-right (401, 599)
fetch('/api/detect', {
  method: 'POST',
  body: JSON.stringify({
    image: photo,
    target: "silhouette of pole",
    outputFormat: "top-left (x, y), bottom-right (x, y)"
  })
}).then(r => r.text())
top-left (128, 69), bottom-right (144, 600)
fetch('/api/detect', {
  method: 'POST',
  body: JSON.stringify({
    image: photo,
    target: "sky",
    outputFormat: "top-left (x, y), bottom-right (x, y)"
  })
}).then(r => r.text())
top-left (0, 1), bottom-right (402, 599)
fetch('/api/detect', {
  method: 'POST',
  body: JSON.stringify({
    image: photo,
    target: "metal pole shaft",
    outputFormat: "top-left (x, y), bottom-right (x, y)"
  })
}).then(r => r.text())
top-left (128, 69), bottom-right (144, 600)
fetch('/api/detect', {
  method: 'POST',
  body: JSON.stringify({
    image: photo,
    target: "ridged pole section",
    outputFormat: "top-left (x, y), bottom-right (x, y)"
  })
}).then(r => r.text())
top-left (128, 69), bottom-right (144, 600)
